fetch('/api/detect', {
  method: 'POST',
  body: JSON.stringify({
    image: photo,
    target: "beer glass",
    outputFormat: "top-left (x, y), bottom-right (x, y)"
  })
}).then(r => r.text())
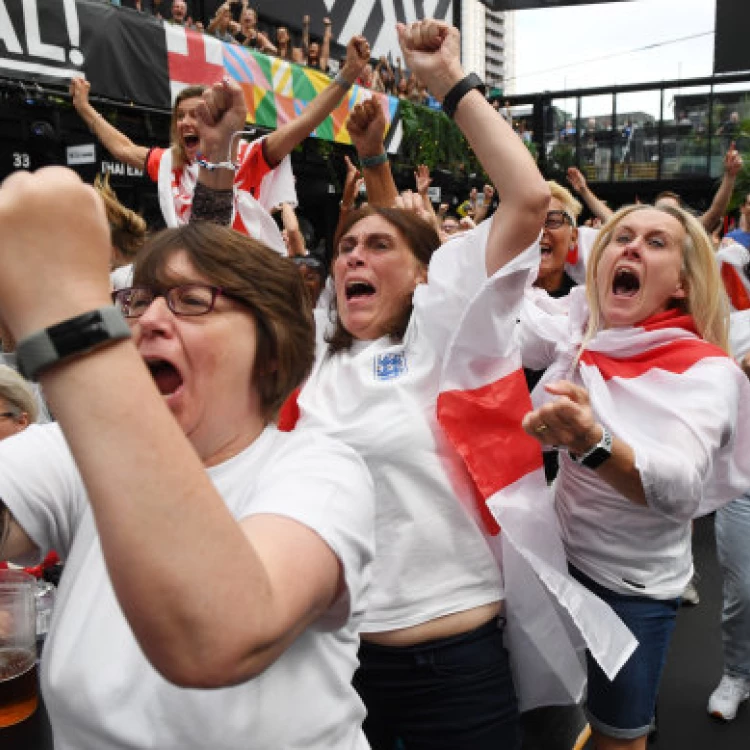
top-left (0, 569), bottom-right (38, 727)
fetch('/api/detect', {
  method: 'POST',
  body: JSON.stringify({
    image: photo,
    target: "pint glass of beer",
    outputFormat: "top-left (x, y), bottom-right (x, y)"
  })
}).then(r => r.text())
top-left (0, 569), bottom-right (38, 727)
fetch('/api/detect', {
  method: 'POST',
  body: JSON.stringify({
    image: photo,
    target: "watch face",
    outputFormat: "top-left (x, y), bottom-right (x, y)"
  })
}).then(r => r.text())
top-left (49, 311), bottom-right (110, 358)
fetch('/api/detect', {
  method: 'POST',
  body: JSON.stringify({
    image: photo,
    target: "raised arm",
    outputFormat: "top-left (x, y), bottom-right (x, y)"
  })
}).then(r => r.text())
top-left (397, 20), bottom-right (549, 276)
top-left (566, 167), bottom-right (613, 222)
top-left (279, 202), bottom-right (307, 257)
top-left (0, 169), bottom-right (351, 688)
top-left (319, 17), bottom-right (332, 72)
top-left (69, 78), bottom-right (149, 171)
top-left (346, 99), bottom-right (398, 207)
top-left (263, 35), bottom-right (370, 167)
top-left (473, 183), bottom-right (495, 224)
top-left (699, 143), bottom-right (743, 232)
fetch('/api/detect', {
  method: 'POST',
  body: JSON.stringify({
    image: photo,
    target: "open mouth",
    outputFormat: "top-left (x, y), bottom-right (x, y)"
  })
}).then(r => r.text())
top-left (612, 267), bottom-right (640, 297)
top-left (183, 134), bottom-right (199, 150)
top-left (540, 244), bottom-right (553, 256)
top-left (145, 359), bottom-right (184, 396)
top-left (346, 281), bottom-right (376, 301)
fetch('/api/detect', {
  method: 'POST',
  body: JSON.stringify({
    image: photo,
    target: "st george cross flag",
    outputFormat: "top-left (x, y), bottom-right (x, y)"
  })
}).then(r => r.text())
top-left (717, 241), bottom-right (750, 312)
top-left (428, 235), bottom-right (637, 711)
top-left (529, 288), bottom-right (750, 521)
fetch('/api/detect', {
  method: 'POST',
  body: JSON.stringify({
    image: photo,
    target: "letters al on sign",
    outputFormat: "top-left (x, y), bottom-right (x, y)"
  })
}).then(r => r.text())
top-left (66, 144), bottom-right (96, 165)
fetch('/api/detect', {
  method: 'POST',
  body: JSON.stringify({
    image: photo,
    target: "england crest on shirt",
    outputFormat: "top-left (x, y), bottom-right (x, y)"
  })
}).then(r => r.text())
top-left (374, 352), bottom-right (407, 381)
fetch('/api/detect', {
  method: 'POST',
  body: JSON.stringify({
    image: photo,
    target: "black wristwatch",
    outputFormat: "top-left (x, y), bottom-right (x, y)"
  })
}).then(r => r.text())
top-left (442, 73), bottom-right (486, 119)
top-left (569, 425), bottom-right (613, 470)
top-left (17, 307), bottom-right (131, 382)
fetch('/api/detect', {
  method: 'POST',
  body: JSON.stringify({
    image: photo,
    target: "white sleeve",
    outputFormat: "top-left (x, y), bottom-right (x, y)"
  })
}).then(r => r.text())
top-left (0, 423), bottom-right (85, 563)
top-left (516, 288), bottom-right (570, 371)
top-left (634, 360), bottom-right (750, 521)
top-left (243, 431), bottom-right (375, 630)
top-left (413, 220), bottom-right (540, 356)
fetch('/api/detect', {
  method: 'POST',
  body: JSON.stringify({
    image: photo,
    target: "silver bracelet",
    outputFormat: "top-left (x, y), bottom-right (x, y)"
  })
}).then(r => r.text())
top-left (334, 71), bottom-right (355, 90)
top-left (197, 158), bottom-right (237, 172)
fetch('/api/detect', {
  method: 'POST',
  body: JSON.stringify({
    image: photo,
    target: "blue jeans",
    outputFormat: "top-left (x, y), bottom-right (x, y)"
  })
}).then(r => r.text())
top-left (716, 493), bottom-right (750, 680)
top-left (569, 565), bottom-right (679, 741)
top-left (353, 617), bottom-right (520, 750)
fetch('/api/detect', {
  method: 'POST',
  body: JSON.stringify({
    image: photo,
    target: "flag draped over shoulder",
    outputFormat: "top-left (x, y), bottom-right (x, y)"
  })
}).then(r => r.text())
top-left (156, 139), bottom-right (294, 254)
top-left (533, 292), bottom-right (750, 522)
top-left (429, 244), bottom-right (637, 711)
top-left (717, 241), bottom-right (750, 311)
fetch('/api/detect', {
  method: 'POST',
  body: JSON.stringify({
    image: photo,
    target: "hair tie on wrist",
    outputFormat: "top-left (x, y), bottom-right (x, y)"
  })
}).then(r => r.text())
top-left (360, 152), bottom-right (388, 169)
top-left (334, 71), bottom-right (354, 90)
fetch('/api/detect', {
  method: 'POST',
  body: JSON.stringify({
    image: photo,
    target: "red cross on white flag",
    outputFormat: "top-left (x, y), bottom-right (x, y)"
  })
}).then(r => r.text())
top-left (165, 22), bottom-right (225, 102)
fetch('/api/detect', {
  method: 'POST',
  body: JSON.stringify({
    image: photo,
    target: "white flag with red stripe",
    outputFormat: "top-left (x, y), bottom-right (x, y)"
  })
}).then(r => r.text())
top-left (425, 235), bottom-right (637, 711)
top-left (717, 241), bottom-right (750, 312)
top-left (530, 291), bottom-right (750, 521)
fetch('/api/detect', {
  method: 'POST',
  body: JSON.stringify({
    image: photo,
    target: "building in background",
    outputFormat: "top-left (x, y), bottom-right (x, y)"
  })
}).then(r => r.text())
top-left (461, 0), bottom-right (515, 96)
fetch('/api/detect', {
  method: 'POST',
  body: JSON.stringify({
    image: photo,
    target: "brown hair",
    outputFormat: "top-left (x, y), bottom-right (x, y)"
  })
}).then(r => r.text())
top-left (94, 173), bottom-right (147, 264)
top-left (583, 204), bottom-right (730, 352)
top-left (133, 223), bottom-right (314, 421)
top-left (326, 206), bottom-right (440, 353)
top-left (170, 85), bottom-right (206, 168)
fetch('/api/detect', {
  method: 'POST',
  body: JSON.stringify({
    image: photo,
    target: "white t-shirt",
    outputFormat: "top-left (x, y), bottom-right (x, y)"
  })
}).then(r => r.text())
top-left (298, 226), bottom-right (503, 633)
top-left (519, 287), bottom-right (750, 599)
top-left (0, 423), bottom-right (374, 750)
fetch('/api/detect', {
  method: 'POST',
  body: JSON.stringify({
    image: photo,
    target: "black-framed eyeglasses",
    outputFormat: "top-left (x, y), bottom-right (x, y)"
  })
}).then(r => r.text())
top-left (112, 284), bottom-right (236, 319)
top-left (544, 210), bottom-right (574, 230)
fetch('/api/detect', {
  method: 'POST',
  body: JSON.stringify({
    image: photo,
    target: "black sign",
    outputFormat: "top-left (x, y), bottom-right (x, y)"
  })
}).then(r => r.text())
top-left (0, 0), bottom-right (170, 108)
top-left (477, 0), bottom-right (630, 9)
top-left (714, 0), bottom-right (750, 75)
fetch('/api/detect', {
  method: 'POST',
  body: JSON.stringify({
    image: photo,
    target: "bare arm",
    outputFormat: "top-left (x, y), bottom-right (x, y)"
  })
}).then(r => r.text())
top-left (280, 203), bottom-right (307, 257)
top-left (473, 184), bottom-right (495, 224)
top-left (566, 167), bottom-right (613, 222)
top-left (0, 502), bottom-right (39, 562)
top-left (264, 35), bottom-right (370, 167)
top-left (319, 17), bottom-right (331, 72)
top-left (700, 144), bottom-right (743, 231)
top-left (522, 380), bottom-right (646, 505)
top-left (398, 20), bottom-right (549, 276)
top-left (346, 99), bottom-right (398, 207)
top-left (256, 31), bottom-right (277, 55)
top-left (0, 168), bottom-right (347, 688)
top-left (301, 14), bottom-right (310, 57)
top-left (69, 78), bottom-right (149, 171)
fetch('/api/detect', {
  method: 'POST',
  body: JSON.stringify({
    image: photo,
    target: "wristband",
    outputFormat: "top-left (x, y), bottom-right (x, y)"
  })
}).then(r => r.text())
top-left (334, 71), bottom-right (355, 90)
top-left (569, 425), bottom-right (613, 470)
top-left (442, 73), bottom-right (486, 119)
top-left (197, 158), bottom-right (238, 172)
top-left (17, 307), bottom-right (131, 382)
top-left (360, 152), bottom-right (388, 169)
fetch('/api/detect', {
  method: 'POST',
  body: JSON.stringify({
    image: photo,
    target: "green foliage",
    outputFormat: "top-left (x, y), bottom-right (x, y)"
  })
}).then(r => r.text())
top-left (397, 100), bottom-right (487, 181)
top-left (546, 143), bottom-right (575, 181)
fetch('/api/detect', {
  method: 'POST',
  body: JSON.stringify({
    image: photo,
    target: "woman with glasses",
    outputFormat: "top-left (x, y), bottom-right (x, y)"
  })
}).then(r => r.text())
top-left (0, 184), bottom-right (375, 749)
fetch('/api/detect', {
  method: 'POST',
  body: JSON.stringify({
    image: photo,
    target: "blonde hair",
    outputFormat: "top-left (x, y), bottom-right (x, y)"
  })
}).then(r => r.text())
top-left (548, 180), bottom-right (582, 222)
top-left (583, 204), bottom-right (730, 352)
top-left (0, 365), bottom-right (38, 423)
top-left (94, 174), bottom-right (148, 263)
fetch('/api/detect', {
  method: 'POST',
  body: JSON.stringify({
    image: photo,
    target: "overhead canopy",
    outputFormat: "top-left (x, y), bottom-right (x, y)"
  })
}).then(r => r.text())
top-left (477, 0), bottom-right (630, 9)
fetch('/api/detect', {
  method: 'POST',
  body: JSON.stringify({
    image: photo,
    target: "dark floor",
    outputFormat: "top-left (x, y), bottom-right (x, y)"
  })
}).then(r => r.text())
top-left (649, 513), bottom-right (750, 749)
